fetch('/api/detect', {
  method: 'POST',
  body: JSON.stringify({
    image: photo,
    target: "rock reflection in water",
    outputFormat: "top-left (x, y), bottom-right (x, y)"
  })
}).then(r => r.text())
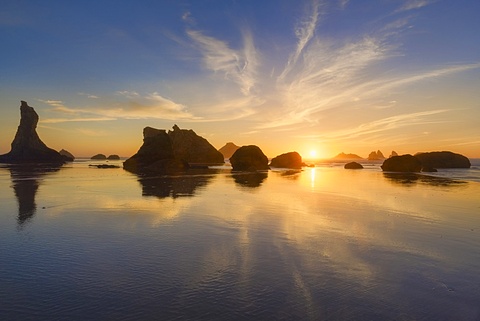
top-left (383, 172), bottom-right (467, 187)
top-left (6, 164), bottom-right (61, 226)
top-left (138, 169), bottom-right (218, 198)
top-left (231, 171), bottom-right (268, 188)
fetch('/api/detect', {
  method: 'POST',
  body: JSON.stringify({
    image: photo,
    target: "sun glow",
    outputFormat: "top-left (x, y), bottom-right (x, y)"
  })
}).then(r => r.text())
top-left (309, 150), bottom-right (318, 159)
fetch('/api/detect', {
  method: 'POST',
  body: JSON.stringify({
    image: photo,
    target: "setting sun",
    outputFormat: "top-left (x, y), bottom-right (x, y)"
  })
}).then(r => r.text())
top-left (309, 150), bottom-right (318, 159)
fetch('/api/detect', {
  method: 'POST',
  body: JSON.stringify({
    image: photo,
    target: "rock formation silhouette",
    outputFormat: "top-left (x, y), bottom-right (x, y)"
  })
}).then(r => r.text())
top-left (0, 101), bottom-right (65, 164)
top-left (123, 127), bottom-right (188, 174)
top-left (269, 152), bottom-right (303, 169)
top-left (230, 145), bottom-right (269, 171)
top-left (59, 149), bottom-right (75, 161)
top-left (168, 125), bottom-right (224, 164)
top-left (344, 162), bottom-right (364, 169)
top-left (218, 142), bottom-right (240, 159)
top-left (381, 155), bottom-right (422, 172)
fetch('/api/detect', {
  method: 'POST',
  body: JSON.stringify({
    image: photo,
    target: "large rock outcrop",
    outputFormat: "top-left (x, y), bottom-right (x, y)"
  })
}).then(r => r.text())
top-left (414, 151), bottom-right (470, 169)
top-left (230, 145), bottom-right (269, 171)
top-left (218, 142), bottom-right (240, 160)
top-left (0, 101), bottom-right (65, 164)
top-left (123, 127), bottom-right (188, 174)
top-left (168, 125), bottom-right (224, 164)
top-left (269, 151), bottom-right (303, 169)
top-left (381, 154), bottom-right (422, 172)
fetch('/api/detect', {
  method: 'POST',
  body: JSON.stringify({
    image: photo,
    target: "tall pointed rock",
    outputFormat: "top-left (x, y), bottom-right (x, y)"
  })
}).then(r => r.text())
top-left (0, 101), bottom-right (65, 163)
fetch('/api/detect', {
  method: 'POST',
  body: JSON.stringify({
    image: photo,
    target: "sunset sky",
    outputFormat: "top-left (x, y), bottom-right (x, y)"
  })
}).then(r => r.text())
top-left (1, 0), bottom-right (479, 159)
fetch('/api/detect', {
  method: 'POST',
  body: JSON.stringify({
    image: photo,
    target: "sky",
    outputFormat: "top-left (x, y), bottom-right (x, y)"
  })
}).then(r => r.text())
top-left (1, 0), bottom-right (479, 159)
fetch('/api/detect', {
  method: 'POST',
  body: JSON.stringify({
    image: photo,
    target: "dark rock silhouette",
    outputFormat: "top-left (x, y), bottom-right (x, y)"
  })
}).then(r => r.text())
top-left (269, 151), bottom-right (303, 169)
top-left (107, 154), bottom-right (120, 160)
top-left (421, 165), bottom-right (438, 172)
top-left (0, 101), bottom-right (65, 164)
top-left (218, 142), bottom-right (240, 159)
top-left (415, 151), bottom-right (470, 169)
top-left (59, 149), bottom-right (74, 162)
top-left (331, 152), bottom-right (363, 160)
top-left (168, 125), bottom-right (224, 165)
top-left (91, 154), bottom-right (107, 160)
top-left (368, 150), bottom-right (385, 160)
top-left (389, 151), bottom-right (398, 158)
top-left (381, 154), bottom-right (422, 172)
top-left (123, 127), bottom-right (189, 174)
top-left (344, 162), bottom-right (364, 169)
top-left (230, 145), bottom-right (269, 171)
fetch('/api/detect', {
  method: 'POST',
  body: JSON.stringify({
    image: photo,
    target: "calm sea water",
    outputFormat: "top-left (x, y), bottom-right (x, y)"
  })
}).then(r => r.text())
top-left (1, 159), bottom-right (479, 320)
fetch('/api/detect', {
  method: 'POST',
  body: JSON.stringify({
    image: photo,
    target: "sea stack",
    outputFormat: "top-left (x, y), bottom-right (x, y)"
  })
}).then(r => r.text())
top-left (0, 101), bottom-right (65, 164)
top-left (230, 145), bottom-right (269, 171)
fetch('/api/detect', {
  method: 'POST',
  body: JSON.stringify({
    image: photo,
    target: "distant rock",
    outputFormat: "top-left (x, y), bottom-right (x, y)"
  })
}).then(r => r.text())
top-left (269, 151), bottom-right (303, 169)
top-left (89, 164), bottom-right (120, 169)
top-left (381, 154), bottom-right (422, 172)
top-left (91, 154), bottom-right (107, 160)
top-left (230, 145), bottom-right (269, 171)
top-left (0, 101), bottom-right (65, 164)
top-left (331, 152), bottom-right (363, 160)
top-left (107, 154), bottom-right (120, 160)
top-left (218, 142), bottom-right (240, 160)
top-left (344, 162), bottom-right (363, 169)
top-left (59, 149), bottom-right (75, 162)
top-left (414, 151), bottom-right (470, 169)
top-left (168, 125), bottom-right (224, 165)
top-left (368, 150), bottom-right (385, 160)
top-left (421, 165), bottom-right (437, 172)
top-left (123, 127), bottom-right (188, 174)
top-left (389, 151), bottom-right (398, 158)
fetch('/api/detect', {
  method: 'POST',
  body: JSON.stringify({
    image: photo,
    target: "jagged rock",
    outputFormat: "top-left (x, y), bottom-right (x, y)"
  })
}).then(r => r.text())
top-left (230, 145), bottom-right (269, 171)
top-left (331, 152), bottom-right (363, 160)
top-left (389, 151), bottom-right (398, 158)
top-left (0, 101), bottom-right (65, 164)
top-left (414, 151), bottom-right (470, 168)
top-left (123, 127), bottom-right (188, 174)
top-left (368, 150), bottom-right (385, 160)
top-left (344, 162), bottom-right (363, 169)
top-left (107, 154), bottom-right (120, 160)
top-left (91, 154), bottom-right (107, 160)
top-left (269, 151), bottom-right (303, 169)
top-left (168, 125), bottom-right (224, 164)
top-left (218, 142), bottom-right (240, 159)
top-left (59, 149), bottom-right (75, 162)
top-left (381, 154), bottom-right (422, 172)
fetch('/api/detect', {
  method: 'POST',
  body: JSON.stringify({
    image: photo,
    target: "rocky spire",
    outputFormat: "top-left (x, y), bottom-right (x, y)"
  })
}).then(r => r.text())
top-left (0, 101), bottom-right (65, 163)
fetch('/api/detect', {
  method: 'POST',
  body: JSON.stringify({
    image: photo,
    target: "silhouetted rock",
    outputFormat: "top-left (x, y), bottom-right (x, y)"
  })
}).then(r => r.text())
top-left (368, 150), bottom-right (385, 160)
top-left (218, 142), bottom-right (240, 159)
top-left (59, 149), bottom-right (75, 162)
top-left (107, 154), bottom-right (120, 160)
top-left (389, 151), bottom-right (398, 158)
top-left (269, 151), bottom-right (303, 169)
top-left (123, 127), bottom-right (189, 174)
top-left (381, 154), bottom-right (422, 172)
top-left (168, 125), bottom-right (224, 165)
top-left (230, 145), bottom-right (269, 171)
top-left (331, 152), bottom-right (363, 160)
top-left (91, 154), bottom-right (107, 160)
top-left (89, 164), bottom-right (120, 168)
top-left (414, 151), bottom-right (470, 169)
top-left (0, 101), bottom-right (65, 164)
top-left (344, 162), bottom-right (364, 169)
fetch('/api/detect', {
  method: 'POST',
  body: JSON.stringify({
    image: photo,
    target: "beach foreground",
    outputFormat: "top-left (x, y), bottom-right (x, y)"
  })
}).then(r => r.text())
top-left (1, 161), bottom-right (479, 320)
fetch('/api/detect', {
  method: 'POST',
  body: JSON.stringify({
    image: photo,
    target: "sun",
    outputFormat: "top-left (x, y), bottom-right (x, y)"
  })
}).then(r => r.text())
top-left (309, 150), bottom-right (318, 159)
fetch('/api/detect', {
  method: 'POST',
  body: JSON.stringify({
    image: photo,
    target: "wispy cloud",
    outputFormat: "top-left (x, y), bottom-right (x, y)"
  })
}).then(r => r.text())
top-left (187, 28), bottom-right (258, 96)
top-left (278, 0), bottom-right (321, 80)
top-left (398, 0), bottom-right (432, 12)
top-left (41, 92), bottom-right (198, 123)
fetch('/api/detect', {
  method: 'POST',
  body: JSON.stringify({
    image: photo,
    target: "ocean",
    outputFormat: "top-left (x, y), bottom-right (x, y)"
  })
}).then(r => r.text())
top-left (1, 159), bottom-right (479, 320)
